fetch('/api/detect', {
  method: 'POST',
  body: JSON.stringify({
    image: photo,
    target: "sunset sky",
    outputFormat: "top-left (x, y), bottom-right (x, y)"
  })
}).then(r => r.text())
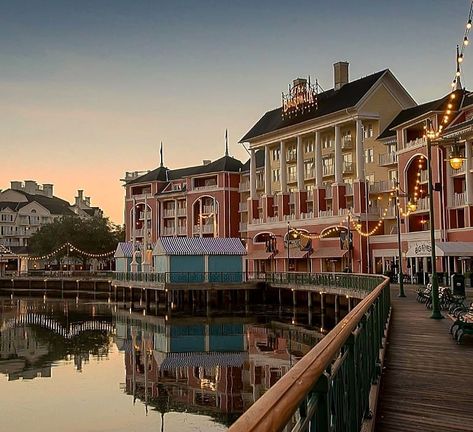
top-left (1, 0), bottom-right (470, 223)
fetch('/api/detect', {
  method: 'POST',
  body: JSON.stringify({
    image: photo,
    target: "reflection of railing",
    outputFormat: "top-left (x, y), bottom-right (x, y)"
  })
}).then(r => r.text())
top-left (229, 274), bottom-right (390, 432)
top-left (15, 270), bottom-right (114, 279)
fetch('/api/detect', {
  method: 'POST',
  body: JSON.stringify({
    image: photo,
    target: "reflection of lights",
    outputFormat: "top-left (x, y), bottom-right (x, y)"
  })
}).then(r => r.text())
top-left (291, 319), bottom-right (295, 324)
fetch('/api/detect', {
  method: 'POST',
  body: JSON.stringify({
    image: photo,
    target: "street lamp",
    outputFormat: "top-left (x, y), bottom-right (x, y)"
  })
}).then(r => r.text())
top-left (395, 184), bottom-right (406, 297)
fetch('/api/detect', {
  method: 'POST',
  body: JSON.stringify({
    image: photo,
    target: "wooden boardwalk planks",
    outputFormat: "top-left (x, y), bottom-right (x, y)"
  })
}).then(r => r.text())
top-left (376, 285), bottom-right (473, 432)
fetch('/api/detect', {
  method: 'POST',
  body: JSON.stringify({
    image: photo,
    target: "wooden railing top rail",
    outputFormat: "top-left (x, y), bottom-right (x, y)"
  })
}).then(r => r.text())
top-left (228, 276), bottom-right (390, 432)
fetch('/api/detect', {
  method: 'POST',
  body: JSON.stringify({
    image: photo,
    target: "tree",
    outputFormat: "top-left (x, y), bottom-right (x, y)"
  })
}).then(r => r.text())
top-left (29, 216), bottom-right (125, 267)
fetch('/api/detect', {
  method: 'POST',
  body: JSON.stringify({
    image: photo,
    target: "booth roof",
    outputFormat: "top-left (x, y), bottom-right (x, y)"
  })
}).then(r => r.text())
top-left (154, 237), bottom-right (247, 256)
top-left (114, 242), bottom-right (155, 258)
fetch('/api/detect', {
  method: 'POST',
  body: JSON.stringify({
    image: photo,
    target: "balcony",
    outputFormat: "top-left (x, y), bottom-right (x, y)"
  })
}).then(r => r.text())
top-left (306, 190), bottom-right (314, 201)
top-left (452, 165), bottom-right (466, 175)
top-left (134, 228), bottom-right (144, 237)
top-left (267, 216), bottom-right (279, 223)
top-left (338, 208), bottom-right (349, 216)
top-left (193, 184), bottom-right (218, 192)
top-left (379, 152), bottom-right (398, 166)
top-left (323, 165), bottom-right (334, 176)
top-left (345, 183), bottom-right (353, 195)
top-left (256, 180), bottom-right (265, 190)
top-left (287, 174), bottom-right (297, 183)
top-left (300, 212), bottom-right (314, 220)
top-left (239, 202), bottom-right (248, 212)
top-left (288, 193), bottom-right (296, 204)
top-left (304, 168), bottom-right (315, 179)
top-left (341, 136), bottom-right (352, 150)
top-left (202, 205), bottom-right (215, 214)
top-left (251, 218), bottom-right (264, 225)
top-left (287, 151), bottom-right (297, 163)
top-left (163, 227), bottom-right (175, 236)
top-left (318, 209), bottom-right (333, 217)
top-left (369, 180), bottom-right (396, 194)
top-left (176, 226), bottom-right (187, 235)
top-left (452, 192), bottom-right (466, 207)
top-left (405, 137), bottom-right (427, 150)
top-left (284, 214), bottom-right (296, 221)
top-left (177, 208), bottom-right (187, 217)
top-left (343, 162), bottom-right (354, 173)
top-left (239, 222), bottom-right (248, 232)
top-left (415, 197), bottom-right (429, 212)
top-left (239, 182), bottom-right (250, 192)
top-left (163, 209), bottom-right (175, 218)
top-left (193, 224), bottom-right (215, 234)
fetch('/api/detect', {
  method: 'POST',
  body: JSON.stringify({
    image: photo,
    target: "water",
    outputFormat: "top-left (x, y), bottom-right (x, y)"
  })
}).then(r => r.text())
top-left (0, 295), bottom-right (332, 431)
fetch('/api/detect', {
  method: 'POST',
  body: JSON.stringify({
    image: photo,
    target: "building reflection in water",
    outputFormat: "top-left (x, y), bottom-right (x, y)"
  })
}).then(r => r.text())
top-left (0, 298), bottom-right (114, 380)
top-left (115, 309), bottom-right (324, 427)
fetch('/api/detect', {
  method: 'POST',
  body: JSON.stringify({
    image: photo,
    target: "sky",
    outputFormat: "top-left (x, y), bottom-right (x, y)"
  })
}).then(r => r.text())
top-left (0, 0), bottom-right (471, 223)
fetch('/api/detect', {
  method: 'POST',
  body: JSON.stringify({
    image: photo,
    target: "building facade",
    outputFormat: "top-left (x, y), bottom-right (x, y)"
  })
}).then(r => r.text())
top-left (240, 63), bottom-right (416, 274)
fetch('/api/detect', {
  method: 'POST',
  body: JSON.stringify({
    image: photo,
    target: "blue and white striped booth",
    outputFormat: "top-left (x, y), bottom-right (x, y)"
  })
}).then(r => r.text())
top-left (153, 237), bottom-right (246, 283)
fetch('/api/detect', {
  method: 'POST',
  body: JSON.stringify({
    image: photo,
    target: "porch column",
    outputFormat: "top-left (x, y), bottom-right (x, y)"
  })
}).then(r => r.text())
top-left (296, 136), bottom-right (305, 190)
top-left (280, 141), bottom-right (287, 193)
top-left (465, 140), bottom-right (472, 205)
top-left (264, 145), bottom-right (272, 195)
top-left (356, 120), bottom-right (364, 180)
top-left (334, 125), bottom-right (343, 184)
top-left (250, 149), bottom-right (257, 199)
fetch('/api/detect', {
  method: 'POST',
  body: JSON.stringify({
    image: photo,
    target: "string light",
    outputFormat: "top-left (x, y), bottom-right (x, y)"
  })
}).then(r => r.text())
top-left (27, 242), bottom-right (115, 261)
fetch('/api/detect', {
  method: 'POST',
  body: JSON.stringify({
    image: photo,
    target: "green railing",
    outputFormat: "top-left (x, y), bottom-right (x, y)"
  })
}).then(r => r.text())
top-left (228, 275), bottom-right (390, 432)
top-left (113, 271), bottom-right (247, 284)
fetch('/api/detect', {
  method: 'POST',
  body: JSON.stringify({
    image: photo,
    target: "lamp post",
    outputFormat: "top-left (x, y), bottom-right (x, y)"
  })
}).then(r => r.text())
top-left (395, 183), bottom-right (406, 297)
top-left (426, 135), bottom-right (442, 319)
top-left (287, 221), bottom-right (290, 279)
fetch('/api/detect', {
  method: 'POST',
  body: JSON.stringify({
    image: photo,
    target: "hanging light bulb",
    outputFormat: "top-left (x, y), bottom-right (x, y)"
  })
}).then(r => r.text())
top-left (467, 19), bottom-right (472, 29)
top-left (448, 143), bottom-right (466, 170)
top-left (458, 54), bottom-right (464, 63)
top-left (464, 36), bottom-right (469, 46)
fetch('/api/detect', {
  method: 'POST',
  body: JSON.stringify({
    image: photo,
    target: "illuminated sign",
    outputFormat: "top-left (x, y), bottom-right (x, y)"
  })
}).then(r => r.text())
top-left (282, 78), bottom-right (318, 119)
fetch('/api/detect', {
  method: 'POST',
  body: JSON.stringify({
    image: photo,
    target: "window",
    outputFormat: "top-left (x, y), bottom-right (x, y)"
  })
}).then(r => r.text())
top-left (304, 139), bottom-right (314, 154)
top-left (365, 174), bottom-right (375, 184)
top-left (304, 160), bottom-right (314, 178)
top-left (272, 148), bottom-right (280, 161)
top-left (364, 148), bottom-right (374, 163)
top-left (388, 169), bottom-right (398, 182)
top-left (364, 123), bottom-right (373, 138)
top-left (387, 143), bottom-right (396, 154)
top-left (322, 136), bottom-right (333, 149)
top-left (272, 169), bottom-right (280, 182)
top-left (288, 165), bottom-right (297, 182)
top-left (343, 153), bottom-right (353, 172)
top-left (287, 145), bottom-right (297, 161)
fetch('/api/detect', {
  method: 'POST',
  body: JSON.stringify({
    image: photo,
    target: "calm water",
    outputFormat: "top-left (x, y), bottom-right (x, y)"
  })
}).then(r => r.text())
top-left (0, 294), bottom-right (333, 431)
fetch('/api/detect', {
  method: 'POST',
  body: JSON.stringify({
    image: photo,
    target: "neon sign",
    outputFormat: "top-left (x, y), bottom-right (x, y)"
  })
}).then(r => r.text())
top-left (282, 78), bottom-right (318, 119)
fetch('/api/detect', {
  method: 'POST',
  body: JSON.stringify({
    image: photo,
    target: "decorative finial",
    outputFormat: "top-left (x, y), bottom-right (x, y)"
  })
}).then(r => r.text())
top-left (159, 142), bottom-right (164, 167)
top-left (225, 129), bottom-right (229, 156)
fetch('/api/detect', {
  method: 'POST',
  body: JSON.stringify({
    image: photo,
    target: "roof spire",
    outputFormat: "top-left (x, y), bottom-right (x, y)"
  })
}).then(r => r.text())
top-left (455, 45), bottom-right (463, 91)
top-left (159, 141), bottom-right (164, 167)
top-left (225, 129), bottom-right (229, 156)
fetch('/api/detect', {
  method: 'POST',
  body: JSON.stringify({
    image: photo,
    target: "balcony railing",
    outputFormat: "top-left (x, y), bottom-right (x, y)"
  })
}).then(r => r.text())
top-left (163, 227), bottom-right (175, 236)
top-left (163, 209), bottom-right (175, 218)
top-left (341, 136), bottom-right (353, 149)
top-left (284, 214), bottom-right (296, 221)
top-left (193, 224), bottom-right (215, 234)
top-left (306, 190), bottom-right (314, 200)
top-left (267, 216), bottom-right (279, 223)
top-left (405, 137), bottom-right (427, 149)
top-left (419, 170), bottom-right (428, 183)
top-left (256, 180), bottom-right (265, 190)
top-left (323, 165), bottom-right (334, 176)
top-left (300, 212), bottom-right (314, 220)
top-left (202, 205), bottom-right (215, 214)
top-left (325, 186), bottom-right (333, 199)
top-left (239, 222), bottom-right (247, 232)
top-left (379, 152), bottom-right (398, 166)
top-left (176, 226), bottom-right (187, 235)
top-left (452, 192), bottom-right (466, 207)
top-left (304, 168), bottom-right (315, 179)
top-left (133, 228), bottom-right (144, 237)
top-left (369, 179), bottom-right (396, 193)
top-left (193, 184), bottom-right (218, 191)
top-left (287, 152), bottom-right (297, 163)
top-left (338, 208), bottom-right (349, 216)
top-left (343, 161), bottom-right (354, 173)
top-left (239, 202), bottom-right (248, 212)
top-left (287, 174), bottom-right (297, 183)
top-left (177, 208), bottom-right (187, 217)
top-left (251, 218), bottom-right (264, 225)
top-left (319, 209), bottom-right (333, 217)
top-left (239, 182), bottom-right (250, 192)
top-left (452, 165), bottom-right (466, 175)
top-left (415, 197), bottom-right (429, 211)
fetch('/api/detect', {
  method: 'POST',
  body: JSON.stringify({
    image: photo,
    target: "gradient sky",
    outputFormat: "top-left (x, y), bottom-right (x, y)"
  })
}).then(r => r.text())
top-left (0, 0), bottom-right (470, 223)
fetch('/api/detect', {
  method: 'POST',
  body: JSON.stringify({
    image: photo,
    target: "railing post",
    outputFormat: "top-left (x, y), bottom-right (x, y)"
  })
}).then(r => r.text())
top-left (346, 333), bottom-right (359, 432)
top-left (314, 373), bottom-right (330, 432)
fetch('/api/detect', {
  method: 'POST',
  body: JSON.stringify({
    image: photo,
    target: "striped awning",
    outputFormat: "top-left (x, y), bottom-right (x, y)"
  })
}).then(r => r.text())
top-left (114, 242), bottom-right (155, 258)
top-left (275, 249), bottom-right (311, 259)
top-left (154, 237), bottom-right (246, 256)
top-left (153, 351), bottom-right (247, 370)
top-left (312, 248), bottom-right (347, 258)
top-left (247, 250), bottom-right (274, 260)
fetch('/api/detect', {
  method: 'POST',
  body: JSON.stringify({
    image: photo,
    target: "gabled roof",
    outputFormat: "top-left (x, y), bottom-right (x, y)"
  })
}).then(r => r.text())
top-left (114, 241), bottom-right (154, 258)
top-left (0, 190), bottom-right (74, 216)
top-left (240, 70), bottom-right (388, 142)
top-left (153, 237), bottom-right (247, 256)
top-left (126, 155), bottom-right (244, 185)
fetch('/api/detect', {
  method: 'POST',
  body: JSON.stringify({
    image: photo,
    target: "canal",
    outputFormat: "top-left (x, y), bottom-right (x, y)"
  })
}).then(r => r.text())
top-left (0, 290), bottom-right (343, 431)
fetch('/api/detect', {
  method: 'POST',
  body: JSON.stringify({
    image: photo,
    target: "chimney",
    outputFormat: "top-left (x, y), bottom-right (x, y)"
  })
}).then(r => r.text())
top-left (85, 196), bottom-right (91, 207)
top-left (334, 62), bottom-right (349, 90)
top-left (43, 184), bottom-right (53, 197)
top-left (11, 181), bottom-right (22, 191)
top-left (202, 160), bottom-right (211, 166)
top-left (24, 180), bottom-right (37, 194)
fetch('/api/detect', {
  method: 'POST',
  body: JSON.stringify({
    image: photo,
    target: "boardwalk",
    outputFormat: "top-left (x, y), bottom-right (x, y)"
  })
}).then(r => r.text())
top-left (376, 285), bottom-right (473, 432)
